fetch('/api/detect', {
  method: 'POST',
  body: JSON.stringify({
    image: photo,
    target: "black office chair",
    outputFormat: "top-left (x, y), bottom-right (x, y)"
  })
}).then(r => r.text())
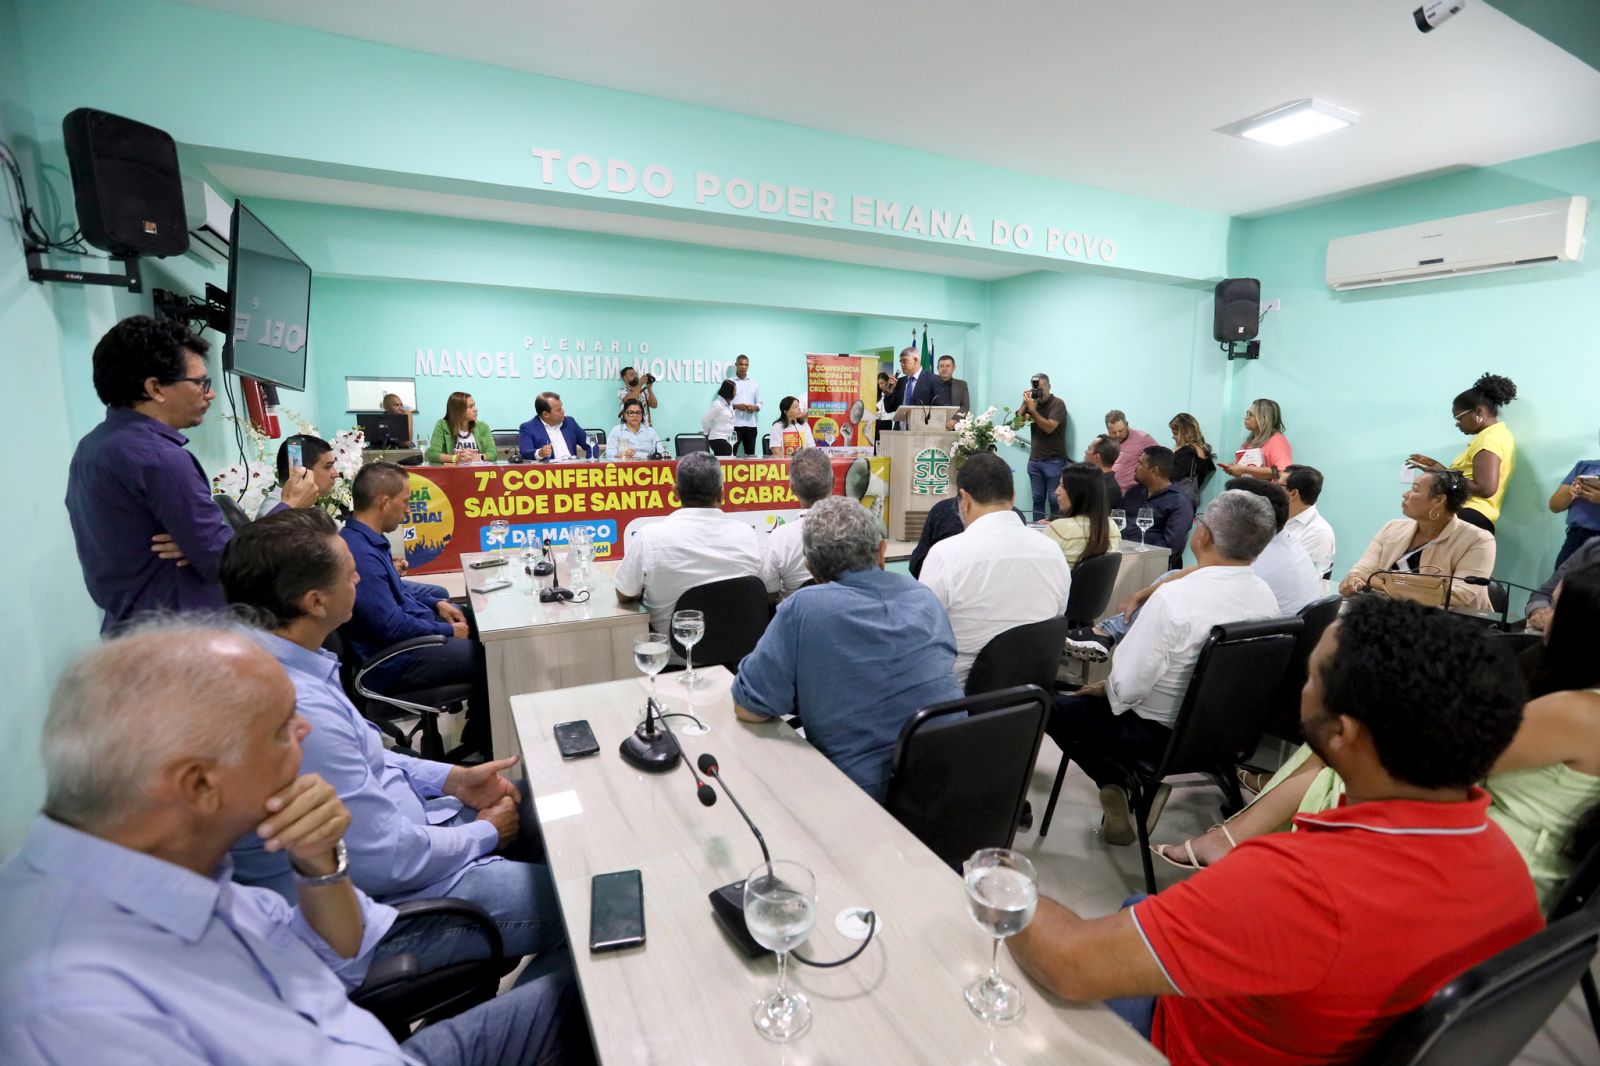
top-left (884, 686), bottom-right (1050, 870)
top-left (1041, 617), bottom-right (1302, 895)
top-left (213, 493), bottom-right (252, 532)
top-left (1487, 579), bottom-right (1510, 617)
top-left (491, 429), bottom-right (521, 462)
top-left (1065, 551), bottom-right (1121, 627)
top-left (1544, 829), bottom-right (1600, 1052)
top-left (1261, 595), bottom-right (1342, 743)
top-left (761, 433), bottom-right (771, 456)
top-left (675, 433), bottom-right (710, 455)
top-left (396, 454), bottom-right (425, 467)
top-left (324, 630), bottom-right (473, 762)
top-left (351, 898), bottom-right (515, 1042)
top-left (1358, 909), bottom-right (1600, 1066)
top-left (670, 576), bottom-right (771, 669)
top-left (966, 617), bottom-right (1073, 697)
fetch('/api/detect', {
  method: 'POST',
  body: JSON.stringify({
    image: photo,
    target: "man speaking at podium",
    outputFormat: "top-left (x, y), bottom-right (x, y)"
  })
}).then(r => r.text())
top-left (885, 345), bottom-right (948, 415)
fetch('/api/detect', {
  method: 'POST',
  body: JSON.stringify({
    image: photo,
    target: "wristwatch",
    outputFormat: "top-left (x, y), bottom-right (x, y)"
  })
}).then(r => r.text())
top-left (290, 839), bottom-right (349, 888)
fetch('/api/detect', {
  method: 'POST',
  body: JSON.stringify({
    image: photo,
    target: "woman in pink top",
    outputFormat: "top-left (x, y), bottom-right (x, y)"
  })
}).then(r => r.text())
top-left (1221, 397), bottom-right (1291, 480)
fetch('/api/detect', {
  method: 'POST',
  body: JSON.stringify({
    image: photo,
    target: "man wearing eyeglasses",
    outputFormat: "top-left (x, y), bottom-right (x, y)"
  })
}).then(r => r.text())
top-left (66, 315), bottom-right (320, 632)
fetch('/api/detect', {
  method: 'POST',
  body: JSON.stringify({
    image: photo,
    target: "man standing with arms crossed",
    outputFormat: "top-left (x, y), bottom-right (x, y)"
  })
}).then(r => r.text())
top-left (730, 354), bottom-right (762, 456)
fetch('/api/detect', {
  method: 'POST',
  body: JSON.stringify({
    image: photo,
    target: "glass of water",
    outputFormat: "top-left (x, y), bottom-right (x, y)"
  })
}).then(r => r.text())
top-left (744, 860), bottom-right (817, 1042)
top-left (1135, 506), bottom-right (1155, 545)
top-left (672, 609), bottom-right (706, 689)
top-left (633, 631), bottom-right (669, 706)
top-left (568, 527), bottom-right (594, 589)
top-left (487, 519), bottom-right (509, 554)
top-left (963, 847), bottom-right (1038, 1024)
top-left (1109, 508), bottom-right (1127, 534)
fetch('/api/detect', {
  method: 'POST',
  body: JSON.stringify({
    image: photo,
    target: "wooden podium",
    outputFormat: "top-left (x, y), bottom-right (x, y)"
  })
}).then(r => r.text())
top-left (880, 422), bottom-right (958, 541)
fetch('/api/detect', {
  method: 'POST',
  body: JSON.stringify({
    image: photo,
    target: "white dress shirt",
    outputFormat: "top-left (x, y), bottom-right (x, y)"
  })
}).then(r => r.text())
top-left (1251, 529), bottom-right (1325, 616)
top-left (760, 513), bottom-right (809, 596)
top-left (1286, 504), bottom-right (1338, 588)
top-left (1108, 565), bottom-right (1279, 727)
top-left (613, 507), bottom-right (764, 648)
top-left (919, 509), bottom-right (1073, 688)
top-left (732, 376), bottom-right (762, 428)
top-left (545, 419), bottom-right (574, 461)
top-left (701, 398), bottom-right (736, 442)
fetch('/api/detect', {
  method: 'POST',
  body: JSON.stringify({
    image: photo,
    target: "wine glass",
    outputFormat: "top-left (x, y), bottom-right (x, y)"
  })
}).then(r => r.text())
top-left (673, 609), bottom-right (706, 689)
top-left (963, 848), bottom-right (1038, 1024)
top-left (487, 519), bottom-right (509, 554)
top-left (1135, 507), bottom-right (1155, 545)
top-left (633, 631), bottom-right (669, 707)
top-left (1109, 508), bottom-right (1127, 535)
top-left (744, 860), bottom-right (817, 1042)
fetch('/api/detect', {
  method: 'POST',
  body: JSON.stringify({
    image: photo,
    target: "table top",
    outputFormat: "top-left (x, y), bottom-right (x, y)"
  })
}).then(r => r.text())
top-left (514, 668), bottom-right (1167, 1066)
top-left (463, 550), bottom-right (646, 641)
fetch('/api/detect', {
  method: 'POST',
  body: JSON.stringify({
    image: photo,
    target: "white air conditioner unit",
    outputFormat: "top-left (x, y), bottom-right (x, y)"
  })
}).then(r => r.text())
top-left (1325, 196), bottom-right (1588, 291)
top-left (182, 177), bottom-right (233, 265)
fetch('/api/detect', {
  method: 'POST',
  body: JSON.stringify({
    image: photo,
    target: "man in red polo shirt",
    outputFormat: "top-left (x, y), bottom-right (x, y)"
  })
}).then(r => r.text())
top-left (1008, 596), bottom-right (1542, 1066)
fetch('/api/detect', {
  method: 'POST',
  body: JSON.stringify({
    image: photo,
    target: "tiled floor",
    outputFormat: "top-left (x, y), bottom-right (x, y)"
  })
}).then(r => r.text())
top-left (1018, 740), bottom-right (1600, 1065)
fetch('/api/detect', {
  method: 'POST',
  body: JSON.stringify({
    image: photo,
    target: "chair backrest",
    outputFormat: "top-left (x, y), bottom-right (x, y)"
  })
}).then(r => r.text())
top-left (1065, 550), bottom-right (1121, 626)
top-left (966, 616), bottom-right (1072, 696)
top-left (213, 493), bottom-right (252, 532)
top-left (1156, 616), bottom-right (1303, 779)
top-left (670, 576), bottom-right (771, 667)
top-left (491, 429), bottom-right (520, 455)
top-left (675, 433), bottom-right (710, 455)
top-left (1546, 824), bottom-right (1600, 921)
top-left (1359, 910), bottom-right (1600, 1066)
top-left (1263, 595), bottom-right (1342, 741)
top-left (1487, 579), bottom-right (1509, 616)
top-left (761, 433), bottom-right (771, 456)
top-left (583, 427), bottom-right (607, 448)
top-left (884, 685), bottom-right (1050, 869)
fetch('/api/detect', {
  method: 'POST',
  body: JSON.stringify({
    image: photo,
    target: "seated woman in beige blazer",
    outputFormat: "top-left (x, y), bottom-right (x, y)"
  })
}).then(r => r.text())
top-left (1340, 469), bottom-right (1496, 613)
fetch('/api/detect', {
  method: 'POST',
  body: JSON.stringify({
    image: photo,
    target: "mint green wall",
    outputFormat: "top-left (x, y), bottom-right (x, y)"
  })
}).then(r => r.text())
top-left (1227, 141), bottom-right (1600, 600)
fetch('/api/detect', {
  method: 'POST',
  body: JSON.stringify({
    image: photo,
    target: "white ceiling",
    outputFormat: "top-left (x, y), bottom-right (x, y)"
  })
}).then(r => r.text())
top-left (178, 0), bottom-right (1600, 218)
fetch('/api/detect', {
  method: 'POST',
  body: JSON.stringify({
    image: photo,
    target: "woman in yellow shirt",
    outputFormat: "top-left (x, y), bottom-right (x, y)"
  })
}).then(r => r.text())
top-left (1407, 372), bottom-right (1517, 534)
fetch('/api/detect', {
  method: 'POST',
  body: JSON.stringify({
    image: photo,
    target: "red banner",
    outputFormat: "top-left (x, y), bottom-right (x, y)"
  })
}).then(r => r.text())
top-left (402, 457), bottom-right (867, 575)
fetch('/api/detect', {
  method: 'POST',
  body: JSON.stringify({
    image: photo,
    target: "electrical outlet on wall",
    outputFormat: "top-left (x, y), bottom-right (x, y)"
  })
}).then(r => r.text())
top-left (1262, 299), bottom-right (1281, 313)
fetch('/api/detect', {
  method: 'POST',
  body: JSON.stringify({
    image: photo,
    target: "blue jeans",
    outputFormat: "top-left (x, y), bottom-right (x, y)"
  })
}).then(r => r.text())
top-left (1098, 570), bottom-right (1180, 644)
top-left (405, 580), bottom-right (452, 603)
top-left (1028, 457), bottom-right (1066, 522)
top-left (401, 948), bottom-right (592, 1066)
top-left (1104, 894), bottom-right (1157, 1039)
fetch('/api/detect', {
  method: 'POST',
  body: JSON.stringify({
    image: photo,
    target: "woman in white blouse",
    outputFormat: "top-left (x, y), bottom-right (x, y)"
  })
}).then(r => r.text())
top-left (770, 395), bottom-right (816, 455)
top-left (700, 379), bottom-right (737, 455)
top-left (607, 398), bottom-right (663, 459)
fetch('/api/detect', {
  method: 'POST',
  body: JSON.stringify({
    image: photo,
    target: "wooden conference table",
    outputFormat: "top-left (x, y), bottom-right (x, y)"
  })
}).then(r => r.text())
top-left (515, 668), bottom-right (1167, 1065)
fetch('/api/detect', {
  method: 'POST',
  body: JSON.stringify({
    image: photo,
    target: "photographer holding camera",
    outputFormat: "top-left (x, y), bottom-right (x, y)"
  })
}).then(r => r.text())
top-left (1020, 372), bottom-right (1068, 522)
top-left (618, 365), bottom-right (659, 425)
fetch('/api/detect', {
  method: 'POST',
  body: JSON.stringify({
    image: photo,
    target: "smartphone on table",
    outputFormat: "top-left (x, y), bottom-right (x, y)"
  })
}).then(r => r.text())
top-left (590, 869), bottom-right (645, 953)
top-left (554, 719), bottom-right (600, 759)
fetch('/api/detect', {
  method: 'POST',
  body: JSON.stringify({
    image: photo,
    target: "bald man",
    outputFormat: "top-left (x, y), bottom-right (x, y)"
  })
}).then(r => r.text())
top-left (0, 620), bottom-right (585, 1065)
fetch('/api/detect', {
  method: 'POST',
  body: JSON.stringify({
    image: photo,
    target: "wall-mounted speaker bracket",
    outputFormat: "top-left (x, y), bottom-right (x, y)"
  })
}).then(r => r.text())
top-left (26, 245), bottom-right (142, 293)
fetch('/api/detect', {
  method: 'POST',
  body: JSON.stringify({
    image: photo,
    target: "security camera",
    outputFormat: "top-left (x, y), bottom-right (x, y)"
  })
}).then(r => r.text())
top-left (1414, 0), bottom-right (1466, 32)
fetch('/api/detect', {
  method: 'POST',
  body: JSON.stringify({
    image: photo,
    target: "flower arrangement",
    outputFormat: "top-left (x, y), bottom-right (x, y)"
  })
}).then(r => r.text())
top-left (211, 410), bottom-right (367, 518)
top-left (951, 406), bottom-right (1019, 459)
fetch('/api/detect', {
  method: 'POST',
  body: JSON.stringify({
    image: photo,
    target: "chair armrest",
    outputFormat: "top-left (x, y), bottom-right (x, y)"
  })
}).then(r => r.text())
top-left (389, 897), bottom-right (505, 960)
top-left (353, 636), bottom-right (452, 716)
top-left (356, 952), bottom-right (420, 995)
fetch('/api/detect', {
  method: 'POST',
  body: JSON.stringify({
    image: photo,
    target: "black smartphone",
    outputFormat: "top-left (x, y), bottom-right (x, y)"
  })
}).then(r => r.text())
top-left (469, 557), bottom-right (509, 570)
top-left (554, 719), bottom-right (600, 759)
top-left (590, 869), bottom-right (645, 952)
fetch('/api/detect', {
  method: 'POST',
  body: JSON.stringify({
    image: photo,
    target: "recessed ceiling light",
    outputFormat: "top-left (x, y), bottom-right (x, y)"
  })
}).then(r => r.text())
top-left (1219, 98), bottom-right (1360, 147)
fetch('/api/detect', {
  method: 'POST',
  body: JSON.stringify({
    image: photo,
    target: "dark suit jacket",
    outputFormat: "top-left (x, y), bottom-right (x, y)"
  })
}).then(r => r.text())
top-left (518, 415), bottom-right (586, 460)
top-left (944, 377), bottom-right (971, 417)
top-left (885, 371), bottom-right (946, 412)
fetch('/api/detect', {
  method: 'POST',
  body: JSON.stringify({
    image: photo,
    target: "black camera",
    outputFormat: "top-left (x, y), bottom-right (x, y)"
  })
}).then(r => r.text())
top-left (642, 373), bottom-right (656, 386)
top-left (1029, 376), bottom-right (1043, 402)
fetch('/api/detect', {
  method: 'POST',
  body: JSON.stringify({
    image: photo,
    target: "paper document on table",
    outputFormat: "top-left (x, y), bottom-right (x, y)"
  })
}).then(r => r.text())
top-left (536, 790), bottom-right (583, 823)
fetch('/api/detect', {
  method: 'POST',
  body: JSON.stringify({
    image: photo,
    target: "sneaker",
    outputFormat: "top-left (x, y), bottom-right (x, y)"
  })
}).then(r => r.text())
top-left (1064, 631), bottom-right (1113, 663)
top-left (1099, 784), bottom-right (1136, 845)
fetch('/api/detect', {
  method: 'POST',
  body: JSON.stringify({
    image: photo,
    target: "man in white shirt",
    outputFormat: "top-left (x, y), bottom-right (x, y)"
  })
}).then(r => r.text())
top-left (761, 447), bottom-right (832, 598)
top-left (617, 366), bottom-right (658, 425)
top-left (1225, 478), bottom-right (1323, 615)
top-left (1281, 464), bottom-right (1337, 590)
top-left (920, 453), bottom-right (1071, 689)
top-left (1049, 490), bottom-right (1279, 845)
top-left (730, 354), bottom-right (762, 456)
top-left (614, 452), bottom-right (763, 644)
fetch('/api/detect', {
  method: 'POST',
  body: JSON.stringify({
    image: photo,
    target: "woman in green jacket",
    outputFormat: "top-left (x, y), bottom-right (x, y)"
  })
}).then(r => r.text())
top-left (425, 391), bottom-right (497, 464)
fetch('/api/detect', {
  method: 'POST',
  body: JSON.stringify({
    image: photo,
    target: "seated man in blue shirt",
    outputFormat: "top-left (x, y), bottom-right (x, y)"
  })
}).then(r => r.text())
top-left (221, 509), bottom-right (564, 972)
top-left (341, 461), bottom-right (492, 756)
top-left (65, 315), bottom-right (319, 631)
top-left (731, 496), bottom-right (963, 802)
top-left (0, 619), bottom-right (584, 1066)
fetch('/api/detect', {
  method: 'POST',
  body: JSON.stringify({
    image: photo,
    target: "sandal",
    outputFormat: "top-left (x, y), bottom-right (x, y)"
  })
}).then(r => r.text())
top-left (1237, 768), bottom-right (1271, 795)
top-left (1151, 823), bottom-right (1238, 870)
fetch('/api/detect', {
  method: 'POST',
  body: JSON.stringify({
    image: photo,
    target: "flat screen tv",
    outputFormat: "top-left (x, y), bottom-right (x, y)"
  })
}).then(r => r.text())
top-left (223, 199), bottom-right (310, 391)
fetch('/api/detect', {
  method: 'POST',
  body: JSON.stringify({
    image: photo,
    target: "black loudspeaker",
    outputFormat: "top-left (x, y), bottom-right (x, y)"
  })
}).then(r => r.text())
top-left (62, 108), bottom-right (188, 258)
top-left (1213, 278), bottom-right (1260, 342)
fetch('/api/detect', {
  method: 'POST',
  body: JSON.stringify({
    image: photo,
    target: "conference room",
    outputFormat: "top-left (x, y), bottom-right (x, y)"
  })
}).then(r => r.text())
top-left (6, 2), bottom-right (1600, 1064)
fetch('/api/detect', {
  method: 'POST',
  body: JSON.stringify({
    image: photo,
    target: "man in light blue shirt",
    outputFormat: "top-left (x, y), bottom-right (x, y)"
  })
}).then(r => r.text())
top-left (221, 509), bottom-right (564, 971)
top-left (0, 620), bottom-right (582, 1065)
top-left (732, 497), bottom-right (963, 801)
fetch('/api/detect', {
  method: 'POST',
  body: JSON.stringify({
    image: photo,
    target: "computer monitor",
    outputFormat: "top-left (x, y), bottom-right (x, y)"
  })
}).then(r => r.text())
top-left (357, 412), bottom-right (413, 448)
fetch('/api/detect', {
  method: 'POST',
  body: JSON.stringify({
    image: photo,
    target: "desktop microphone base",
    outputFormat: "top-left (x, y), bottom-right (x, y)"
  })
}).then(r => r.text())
top-left (619, 725), bottom-right (679, 772)
top-left (530, 561), bottom-right (555, 577)
top-left (710, 880), bottom-right (766, 957)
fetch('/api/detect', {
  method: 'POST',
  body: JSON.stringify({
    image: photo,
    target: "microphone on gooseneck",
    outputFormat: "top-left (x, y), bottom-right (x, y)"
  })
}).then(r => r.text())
top-left (677, 720), bottom-right (716, 806)
top-left (698, 753), bottom-right (770, 868)
top-left (538, 537), bottom-right (574, 602)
